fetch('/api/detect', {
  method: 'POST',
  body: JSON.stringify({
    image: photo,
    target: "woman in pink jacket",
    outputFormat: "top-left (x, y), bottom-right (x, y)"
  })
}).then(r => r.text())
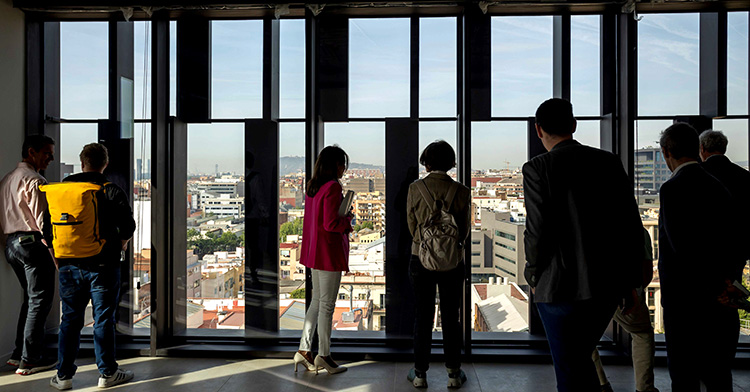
top-left (294, 145), bottom-right (352, 375)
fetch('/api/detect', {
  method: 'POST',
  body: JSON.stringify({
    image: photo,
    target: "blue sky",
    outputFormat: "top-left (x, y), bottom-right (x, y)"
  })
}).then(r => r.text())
top-left (59, 13), bottom-right (749, 174)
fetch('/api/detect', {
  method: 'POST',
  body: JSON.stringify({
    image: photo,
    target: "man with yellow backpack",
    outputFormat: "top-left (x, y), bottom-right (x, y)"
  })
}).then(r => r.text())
top-left (41, 143), bottom-right (136, 390)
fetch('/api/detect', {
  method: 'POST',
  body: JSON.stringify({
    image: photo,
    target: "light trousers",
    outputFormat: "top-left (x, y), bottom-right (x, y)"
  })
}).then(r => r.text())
top-left (298, 269), bottom-right (342, 356)
top-left (592, 294), bottom-right (656, 391)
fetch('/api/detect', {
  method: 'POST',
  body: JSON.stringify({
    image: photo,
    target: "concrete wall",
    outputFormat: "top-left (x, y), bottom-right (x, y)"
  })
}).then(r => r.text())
top-left (0, 0), bottom-right (26, 362)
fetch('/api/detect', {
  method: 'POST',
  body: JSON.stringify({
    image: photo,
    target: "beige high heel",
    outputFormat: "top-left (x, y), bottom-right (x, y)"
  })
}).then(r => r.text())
top-left (313, 355), bottom-right (347, 375)
top-left (293, 351), bottom-right (316, 372)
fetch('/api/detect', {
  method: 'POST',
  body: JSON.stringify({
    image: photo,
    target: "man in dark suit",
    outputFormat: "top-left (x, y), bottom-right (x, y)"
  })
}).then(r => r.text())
top-left (523, 98), bottom-right (644, 392)
top-left (700, 129), bottom-right (750, 271)
top-left (658, 123), bottom-right (739, 391)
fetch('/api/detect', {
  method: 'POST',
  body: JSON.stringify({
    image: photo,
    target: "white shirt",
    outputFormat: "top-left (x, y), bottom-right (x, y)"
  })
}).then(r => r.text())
top-left (670, 161), bottom-right (699, 178)
top-left (0, 162), bottom-right (48, 235)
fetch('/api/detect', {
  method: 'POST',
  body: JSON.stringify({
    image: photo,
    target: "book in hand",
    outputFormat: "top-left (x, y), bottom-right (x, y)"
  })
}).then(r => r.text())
top-left (338, 190), bottom-right (355, 217)
top-left (730, 280), bottom-right (750, 311)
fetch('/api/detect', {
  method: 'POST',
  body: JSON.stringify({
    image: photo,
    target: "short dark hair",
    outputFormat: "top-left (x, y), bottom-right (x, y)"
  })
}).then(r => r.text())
top-left (420, 140), bottom-right (456, 172)
top-left (535, 98), bottom-right (576, 136)
top-left (699, 130), bottom-right (728, 154)
top-left (22, 135), bottom-right (55, 159)
top-left (80, 143), bottom-right (109, 171)
top-left (660, 122), bottom-right (699, 160)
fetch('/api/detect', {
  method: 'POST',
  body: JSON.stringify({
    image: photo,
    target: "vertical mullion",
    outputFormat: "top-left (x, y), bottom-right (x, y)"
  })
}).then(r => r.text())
top-left (699, 11), bottom-right (728, 118)
top-left (411, 17), bottom-right (419, 121)
top-left (553, 14), bottom-right (571, 102)
top-left (384, 118), bottom-right (418, 338)
top-left (304, 9), bottom-right (322, 308)
top-left (458, 7), bottom-right (471, 355)
top-left (263, 17), bottom-right (280, 122)
top-left (104, 20), bottom-right (136, 332)
top-left (617, 13), bottom-right (637, 181)
top-left (600, 13), bottom-right (617, 153)
top-left (150, 12), bottom-right (171, 355)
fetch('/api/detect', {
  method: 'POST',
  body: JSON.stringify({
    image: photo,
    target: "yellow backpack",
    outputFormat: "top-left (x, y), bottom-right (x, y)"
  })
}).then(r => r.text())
top-left (39, 182), bottom-right (108, 258)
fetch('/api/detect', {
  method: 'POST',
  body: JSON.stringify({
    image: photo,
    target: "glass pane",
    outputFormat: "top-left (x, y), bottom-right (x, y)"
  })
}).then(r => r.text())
top-left (349, 19), bottom-right (410, 118)
top-left (419, 122), bottom-right (457, 178)
top-left (212, 21), bottom-right (263, 119)
top-left (134, 21), bottom-right (152, 120)
top-left (635, 119), bottom-right (672, 197)
top-left (279, 122), bottom-right (306, 330)
top-left (280, 20), bottom-right (306, 119)
top-left (576, 120), bottom-right (601, 149)
top-left (325, 122), bottom-right (386, 331)
top-left (187, 123), bottom-right (245, 330)
top-left (713, 119), bottom-right (749, 167)
top-left (491, 16), bottom-right (553, 117)
top-left (635, 120), bottom-right (671, 334)
top-left (728, 12), bottom-right (749, 116)
top-left (470, 121), bottom-right (529, 333)
top-left (132, 123), bottom-right (151, 330)
top-left (420, 17), bottom-right (457, 117)
top-left (60, 22), bottom-right (108, 119)
top-left (60, 123), bottom-right (98, 176)
top-left (638, 14), bottom-right (700, 116)
top-left (571, 15), bottom-right (601, 117)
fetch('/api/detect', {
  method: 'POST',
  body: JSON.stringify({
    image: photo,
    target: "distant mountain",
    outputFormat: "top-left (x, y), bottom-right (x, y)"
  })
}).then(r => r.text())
top-left (280, 156), bottom-right (305, 176)
top-left (280, 156), bottom-right (385, 176)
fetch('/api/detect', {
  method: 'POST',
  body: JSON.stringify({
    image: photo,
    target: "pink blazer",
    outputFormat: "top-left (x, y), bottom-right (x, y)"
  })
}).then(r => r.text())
top-left (300, 180), bottom-right (351, 272)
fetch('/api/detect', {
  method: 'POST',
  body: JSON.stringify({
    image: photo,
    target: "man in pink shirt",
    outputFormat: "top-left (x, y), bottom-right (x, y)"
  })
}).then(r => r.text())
top-left (0, 135), bottom-right (58, 375)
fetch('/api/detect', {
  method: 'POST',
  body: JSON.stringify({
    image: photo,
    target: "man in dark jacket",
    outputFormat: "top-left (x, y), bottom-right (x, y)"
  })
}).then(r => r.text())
top-left (48, 143), bottom-right (136, 390)
top-left (659, 124), bottom-right (739, 391)
top-left (523, 99), bottom-right (644, 392)
top-left (699, 129), bottom-right (750, 269)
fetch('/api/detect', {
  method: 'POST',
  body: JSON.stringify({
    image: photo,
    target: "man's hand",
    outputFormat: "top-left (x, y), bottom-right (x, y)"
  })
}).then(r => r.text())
top-left (621, 288), bottom-right (639, 316)
top-left (121, 239), bottom-right (130, 251)
top-left (717, 279), bottom-right (745, 308)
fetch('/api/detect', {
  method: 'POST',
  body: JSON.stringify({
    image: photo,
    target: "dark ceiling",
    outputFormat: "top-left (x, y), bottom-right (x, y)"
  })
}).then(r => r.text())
top-left (13, 0), bottom-right (750, 20)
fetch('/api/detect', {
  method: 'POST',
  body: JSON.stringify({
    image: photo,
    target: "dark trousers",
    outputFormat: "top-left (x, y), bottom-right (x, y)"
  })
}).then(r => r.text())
top-left (537, 297), bottom-right (618, 392)
top-left (57, 262), bottom-right (121, 377)
top-left (663, 302), bottom-right (738, 392)
top-left (409, 255), bottom-right (464, 372)
top-left (5, 232), bottom-right (56, 363)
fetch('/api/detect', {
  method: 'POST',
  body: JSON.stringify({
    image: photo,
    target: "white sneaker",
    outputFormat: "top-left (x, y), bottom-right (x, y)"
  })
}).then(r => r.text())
top-left (97, 369), bottom-right (134, 388)
top-left (50, 374), bottom-right (73, 390)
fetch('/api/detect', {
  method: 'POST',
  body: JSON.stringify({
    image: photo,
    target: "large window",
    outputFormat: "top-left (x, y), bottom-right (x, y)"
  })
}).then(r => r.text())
top-left (186, 123), bottom-right (245, 330)
top-left (211, 21), bottom-right (263, 119)
top-left (349, 18), bottom-right (410, 118)
top-left (638, 14), bottom-right (700, 116)
top-left (41, 6), bottom-right (750, 348)
top-left (491, 16), bottom-right (553, 117)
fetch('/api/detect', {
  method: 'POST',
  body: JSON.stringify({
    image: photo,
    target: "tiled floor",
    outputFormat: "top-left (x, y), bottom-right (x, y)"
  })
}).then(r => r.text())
top-left (0, 357), bottom-right (748, 392)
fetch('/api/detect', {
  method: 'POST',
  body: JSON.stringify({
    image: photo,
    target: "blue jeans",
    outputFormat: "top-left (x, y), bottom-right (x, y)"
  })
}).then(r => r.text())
top-left (5, 232), bottom-right (56, 363)
top-left (57, 262), bottom-right (121, 378)
top-left (537, 297), bottom-right (618, 392)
